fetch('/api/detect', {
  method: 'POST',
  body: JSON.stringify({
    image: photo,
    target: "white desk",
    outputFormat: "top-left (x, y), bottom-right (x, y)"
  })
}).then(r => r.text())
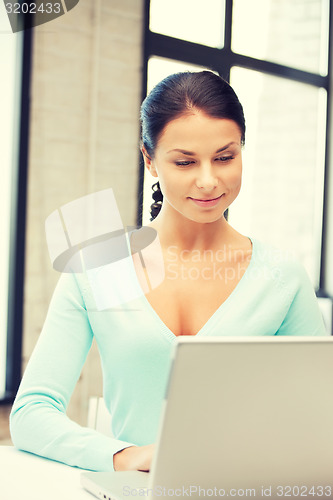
top-left (0, 446), bottom-right (94, 500)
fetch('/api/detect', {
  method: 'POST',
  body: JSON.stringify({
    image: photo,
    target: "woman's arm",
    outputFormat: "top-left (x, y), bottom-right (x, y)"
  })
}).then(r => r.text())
top-left (10, 272), bottom-right (134, 471)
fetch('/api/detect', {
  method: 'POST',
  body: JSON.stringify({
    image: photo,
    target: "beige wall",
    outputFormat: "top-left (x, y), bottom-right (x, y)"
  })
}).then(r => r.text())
top-left (23, 0), bottom-right (144, 424)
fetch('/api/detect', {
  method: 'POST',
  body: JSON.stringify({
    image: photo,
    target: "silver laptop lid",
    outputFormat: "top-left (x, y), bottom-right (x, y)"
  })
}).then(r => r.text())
top-left (150, 336), bottom-right (333, 497)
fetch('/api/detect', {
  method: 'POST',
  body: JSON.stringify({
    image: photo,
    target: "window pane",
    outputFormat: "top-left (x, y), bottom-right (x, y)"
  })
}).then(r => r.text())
top-left (150, 0), bottom-right (225, 48)
top-left (232, 0), bottom-right (329, 75)
top-left (142, 57), bottom-right (213, 225)
top-left (229, 67), bottom-right (326, 288)
top-left (146, 56), bottom-right (214, 92)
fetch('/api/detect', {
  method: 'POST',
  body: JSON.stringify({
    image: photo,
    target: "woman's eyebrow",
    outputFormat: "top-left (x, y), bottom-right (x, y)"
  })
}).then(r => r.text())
top-left (167, 142), bottom-right (238, 155)
top-left (215, 142), bottom-right (238, 153)
top-left (167, 148), bottom-right (195, 155)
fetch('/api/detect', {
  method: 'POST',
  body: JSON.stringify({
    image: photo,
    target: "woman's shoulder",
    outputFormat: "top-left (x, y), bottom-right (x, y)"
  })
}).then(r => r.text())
top-left (251, 237), bottom-right (297, 264)
top-left (250, 237), bottom-right (311, 288)
top-left (49, 270), bottom-right (94, 311)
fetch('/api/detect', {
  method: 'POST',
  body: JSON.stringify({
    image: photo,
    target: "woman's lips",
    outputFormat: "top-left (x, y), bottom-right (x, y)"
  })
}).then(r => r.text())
top-left (189, 194), bottom-right (224, 208)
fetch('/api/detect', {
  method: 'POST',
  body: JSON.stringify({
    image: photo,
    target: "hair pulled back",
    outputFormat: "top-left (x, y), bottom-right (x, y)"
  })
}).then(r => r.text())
top-left (140, 71), bottom-right (245, 221)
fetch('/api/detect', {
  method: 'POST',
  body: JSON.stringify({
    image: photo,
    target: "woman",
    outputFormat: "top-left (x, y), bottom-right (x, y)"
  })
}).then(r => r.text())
top-left (10, 71), bottom-right (326, 473)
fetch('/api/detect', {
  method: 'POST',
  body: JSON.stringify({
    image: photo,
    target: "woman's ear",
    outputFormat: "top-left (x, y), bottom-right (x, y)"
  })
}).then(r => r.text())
top-left (141, 146), bottom-right (158, 178)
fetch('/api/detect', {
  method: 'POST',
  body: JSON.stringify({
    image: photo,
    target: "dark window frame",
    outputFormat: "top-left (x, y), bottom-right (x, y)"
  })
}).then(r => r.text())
top-left (1, 26), bottom-right (33, 404)
top-left (138, 0), bottom-right (332, 299)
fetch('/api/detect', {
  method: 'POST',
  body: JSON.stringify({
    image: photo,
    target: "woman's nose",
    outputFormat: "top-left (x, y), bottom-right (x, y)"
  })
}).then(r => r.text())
top-left (195, 164), bottom-right (218, 190)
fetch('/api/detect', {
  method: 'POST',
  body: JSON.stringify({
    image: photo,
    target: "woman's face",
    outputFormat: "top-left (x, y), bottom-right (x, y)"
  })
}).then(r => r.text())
top-left (144, 110), bottom-right (243, 224)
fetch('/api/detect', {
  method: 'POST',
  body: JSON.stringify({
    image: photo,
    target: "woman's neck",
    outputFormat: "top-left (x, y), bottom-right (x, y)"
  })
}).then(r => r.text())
top-left (148, 204), bottom-right (233, 253)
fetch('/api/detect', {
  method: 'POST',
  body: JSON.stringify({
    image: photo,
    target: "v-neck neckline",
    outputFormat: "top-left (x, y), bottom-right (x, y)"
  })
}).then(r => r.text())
top-left (128, 235), bottom-right (255, 344)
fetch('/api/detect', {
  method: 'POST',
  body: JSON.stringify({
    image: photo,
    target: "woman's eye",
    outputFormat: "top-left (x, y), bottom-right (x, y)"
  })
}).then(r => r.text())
top-left (216, 155), bottom-right (235, 162)
top-left (175, 161), bottom-right (194, 166)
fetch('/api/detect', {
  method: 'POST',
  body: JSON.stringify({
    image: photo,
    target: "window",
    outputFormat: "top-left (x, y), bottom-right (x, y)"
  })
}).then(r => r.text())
top-left (139, 0), bottom-right (331, 296)
top-left (232, 0), bottom-right (329, 75)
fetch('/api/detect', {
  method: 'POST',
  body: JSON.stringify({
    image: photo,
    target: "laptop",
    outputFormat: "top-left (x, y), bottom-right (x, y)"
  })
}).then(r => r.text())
top-left (81, 336), bottom-right (333, 499)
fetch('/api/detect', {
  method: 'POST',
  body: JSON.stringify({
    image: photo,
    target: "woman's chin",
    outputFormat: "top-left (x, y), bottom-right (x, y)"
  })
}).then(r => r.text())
top-left (161, 200), bottom-right (228, 225)
top-left (182, 209), bottom-right (227, 225)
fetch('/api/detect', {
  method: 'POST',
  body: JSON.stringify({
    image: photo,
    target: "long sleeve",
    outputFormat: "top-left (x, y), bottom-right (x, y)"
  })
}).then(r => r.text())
top-left (9, 272), bottom-right (134, 471)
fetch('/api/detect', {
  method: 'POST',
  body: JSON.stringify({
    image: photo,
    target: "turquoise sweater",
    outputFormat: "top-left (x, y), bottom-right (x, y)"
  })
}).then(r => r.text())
top-left (10, 238), bottom-right (327, 471)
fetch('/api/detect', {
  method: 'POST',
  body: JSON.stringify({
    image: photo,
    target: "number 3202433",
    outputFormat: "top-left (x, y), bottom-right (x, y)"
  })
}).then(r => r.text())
top-left (5, 3), bottom-right (62, 14)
